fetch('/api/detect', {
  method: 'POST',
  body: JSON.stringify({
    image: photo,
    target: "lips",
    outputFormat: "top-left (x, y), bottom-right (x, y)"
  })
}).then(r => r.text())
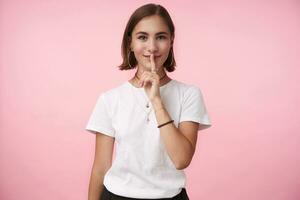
top-left (143, 55), bottom-right (161, 58)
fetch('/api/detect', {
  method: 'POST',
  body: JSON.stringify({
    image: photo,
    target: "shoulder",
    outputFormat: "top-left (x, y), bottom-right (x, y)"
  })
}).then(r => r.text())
top-left (99, 82), bottom-right (128, 101)
top-left (172, 79), bottom-right (203, 97)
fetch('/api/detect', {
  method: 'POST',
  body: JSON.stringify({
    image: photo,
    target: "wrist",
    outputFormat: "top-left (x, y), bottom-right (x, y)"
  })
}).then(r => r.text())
top-left (151, 97), bottom-right (164, 111)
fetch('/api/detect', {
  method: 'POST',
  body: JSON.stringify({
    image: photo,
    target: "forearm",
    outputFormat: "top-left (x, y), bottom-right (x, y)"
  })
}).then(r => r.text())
top-left (88, 170), bottom-right (105, 200)
top-left (152, 98), bottom-right (194, 170)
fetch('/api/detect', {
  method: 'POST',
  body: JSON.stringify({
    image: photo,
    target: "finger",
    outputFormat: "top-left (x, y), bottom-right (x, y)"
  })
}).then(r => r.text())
top-left (150, 54), bottom-right (156, 73)
top-left (142, 77), bottom-right (150, 87)
top-left (141, 73), bottom-right (154, 87)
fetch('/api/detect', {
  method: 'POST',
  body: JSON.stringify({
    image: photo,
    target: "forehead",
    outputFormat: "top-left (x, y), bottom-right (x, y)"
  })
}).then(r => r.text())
top-left (132, 15), bottom-right (170, 34)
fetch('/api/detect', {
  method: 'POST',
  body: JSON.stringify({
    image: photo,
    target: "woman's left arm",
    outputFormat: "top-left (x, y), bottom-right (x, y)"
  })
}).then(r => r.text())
top-left (152, 98), bottom-right (199, 170)
top-left (141, 54), bottom-right (199, 170)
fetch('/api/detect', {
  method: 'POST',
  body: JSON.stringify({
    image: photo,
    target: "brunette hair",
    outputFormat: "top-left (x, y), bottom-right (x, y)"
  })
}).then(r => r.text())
top-left (118, 3), bottom-right (176, 72)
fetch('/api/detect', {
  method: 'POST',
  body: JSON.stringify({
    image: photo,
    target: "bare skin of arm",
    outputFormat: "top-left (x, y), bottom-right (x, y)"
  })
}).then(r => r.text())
top-left (88, 133), bottom-right (115, 200)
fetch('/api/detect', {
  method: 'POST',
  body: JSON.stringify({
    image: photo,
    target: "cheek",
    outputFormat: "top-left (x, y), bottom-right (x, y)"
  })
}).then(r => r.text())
top-left (160, 44), bottom-right (171, 57)
top-left (132, 41), bottom-right (144, 50)
top-left (133, 45), bottom-right (144, 56)
top-left (159, 42), bottom-right (171, 52)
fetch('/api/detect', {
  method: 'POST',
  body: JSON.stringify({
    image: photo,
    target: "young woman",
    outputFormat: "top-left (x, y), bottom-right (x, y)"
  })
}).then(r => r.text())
top-left (86, 3), bottom-right (212, 200)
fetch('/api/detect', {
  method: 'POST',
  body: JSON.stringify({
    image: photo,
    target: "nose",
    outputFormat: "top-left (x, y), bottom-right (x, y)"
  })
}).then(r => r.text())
top-left (147, 38), bottom-right (158, 53)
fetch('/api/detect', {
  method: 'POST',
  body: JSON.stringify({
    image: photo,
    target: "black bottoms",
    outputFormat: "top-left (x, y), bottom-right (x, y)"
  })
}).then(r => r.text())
top-left (100, 186), bottom-right (189, 200)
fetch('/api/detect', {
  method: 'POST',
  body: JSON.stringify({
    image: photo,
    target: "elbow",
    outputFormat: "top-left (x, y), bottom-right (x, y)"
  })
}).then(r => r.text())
top-left (175, 159), bottom-right (191, 170)
top-left (175, 147), bottom-right (195, 170)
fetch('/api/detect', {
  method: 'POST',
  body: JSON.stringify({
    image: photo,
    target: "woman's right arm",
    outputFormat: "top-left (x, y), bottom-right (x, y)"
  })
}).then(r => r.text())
top-left (88, 133), bottom-right (115, 200)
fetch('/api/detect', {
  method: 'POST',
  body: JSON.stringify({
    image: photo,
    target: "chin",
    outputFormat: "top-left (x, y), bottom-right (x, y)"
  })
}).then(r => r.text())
top-left (137, 60), bottom-right (164, 71)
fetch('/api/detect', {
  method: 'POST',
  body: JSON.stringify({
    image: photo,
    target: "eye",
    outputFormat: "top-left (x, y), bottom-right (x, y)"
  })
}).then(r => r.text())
top-left (157, 35), bottom-right (166, 40)
top-left (138, 35), bottom-right (147, 40)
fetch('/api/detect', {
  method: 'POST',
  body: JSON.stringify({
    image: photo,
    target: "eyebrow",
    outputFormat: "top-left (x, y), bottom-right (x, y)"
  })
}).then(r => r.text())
top-left (135, 31), bottom-right (169, 36)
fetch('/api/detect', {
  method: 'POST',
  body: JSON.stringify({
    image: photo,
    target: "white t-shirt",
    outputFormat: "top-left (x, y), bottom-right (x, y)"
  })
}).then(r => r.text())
top-left (85, 79), bottom-right (212, 199)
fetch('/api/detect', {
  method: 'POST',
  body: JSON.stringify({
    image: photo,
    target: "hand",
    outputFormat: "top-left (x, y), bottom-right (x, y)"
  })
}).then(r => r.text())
top-left (140, 54), bottom-right (161, 101)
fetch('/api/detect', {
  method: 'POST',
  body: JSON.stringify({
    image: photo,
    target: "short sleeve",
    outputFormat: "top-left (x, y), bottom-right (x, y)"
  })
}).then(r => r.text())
top-left (179, 86), bottom-right (212, 131)
top-left (85, 94), bottom-right (115, 137)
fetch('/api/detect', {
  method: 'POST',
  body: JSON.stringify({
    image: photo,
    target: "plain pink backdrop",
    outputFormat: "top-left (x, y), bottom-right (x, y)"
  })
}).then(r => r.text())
top-left (1, 0), bottom-right (300, 199)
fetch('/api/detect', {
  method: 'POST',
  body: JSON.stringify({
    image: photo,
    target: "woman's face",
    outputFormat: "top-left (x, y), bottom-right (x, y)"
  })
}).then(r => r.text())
top-left (130, 15), bottom-right (173, 72)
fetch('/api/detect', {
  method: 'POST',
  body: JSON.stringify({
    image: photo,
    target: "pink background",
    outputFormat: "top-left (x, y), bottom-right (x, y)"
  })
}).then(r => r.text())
top-left (1, 0), bottom-right (300, 199)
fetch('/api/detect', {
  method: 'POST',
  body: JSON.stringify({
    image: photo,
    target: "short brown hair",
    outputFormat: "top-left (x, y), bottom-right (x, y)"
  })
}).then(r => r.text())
top-left (118, 3), bottom-right (176, 72)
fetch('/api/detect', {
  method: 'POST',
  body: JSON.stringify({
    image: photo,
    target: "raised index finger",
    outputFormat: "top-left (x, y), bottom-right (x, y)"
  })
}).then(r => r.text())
top-left (150, 54), bottom-right (156, 73)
